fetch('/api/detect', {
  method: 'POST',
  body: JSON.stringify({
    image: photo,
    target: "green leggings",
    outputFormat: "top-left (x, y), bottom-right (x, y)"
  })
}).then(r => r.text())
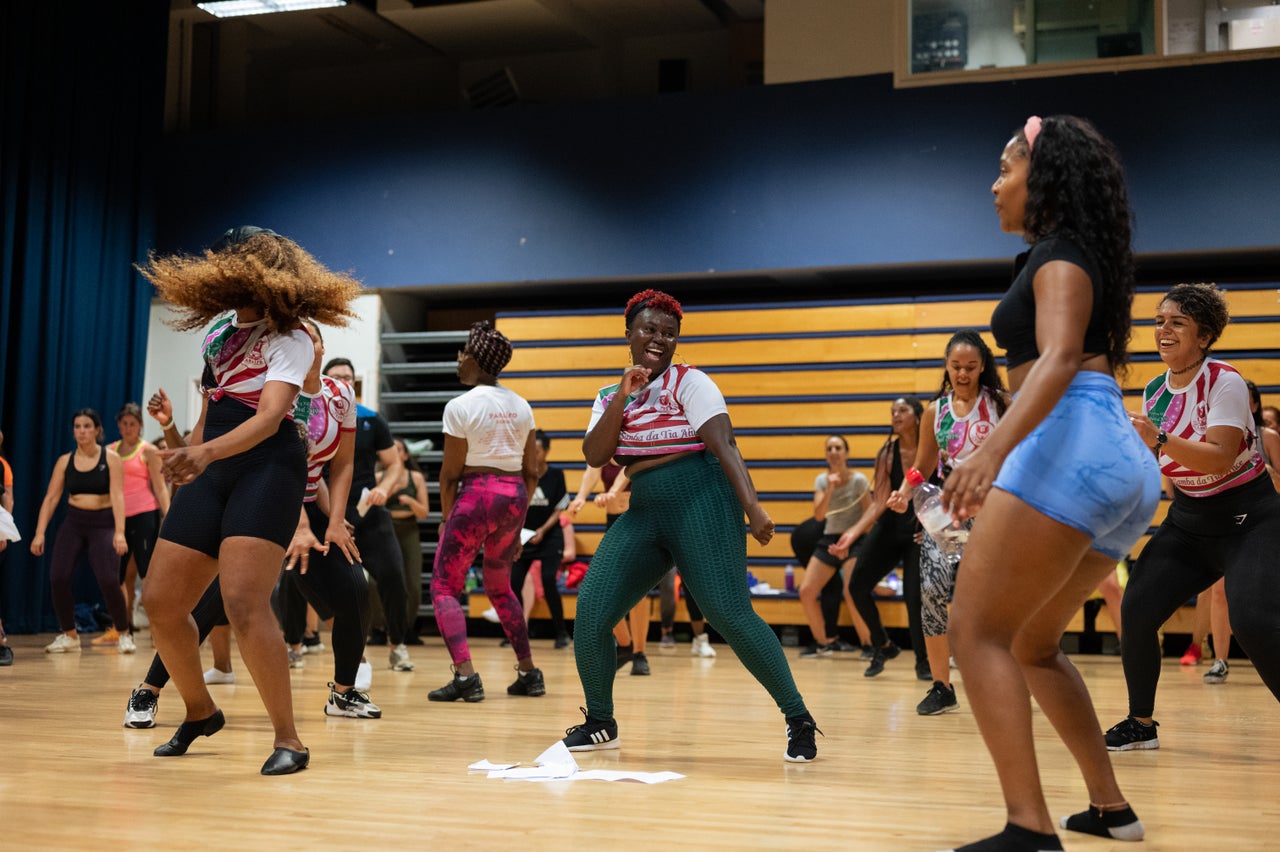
top-left (574, 452), bottom-right (806, 720)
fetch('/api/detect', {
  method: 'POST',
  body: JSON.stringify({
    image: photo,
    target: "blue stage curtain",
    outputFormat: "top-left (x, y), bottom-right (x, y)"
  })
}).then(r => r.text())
top-left (0, 2), bottom-right (167, 632)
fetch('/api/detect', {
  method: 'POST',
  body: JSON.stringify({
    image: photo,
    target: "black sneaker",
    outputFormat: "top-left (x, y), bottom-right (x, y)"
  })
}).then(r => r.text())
top-left (1104, 716), bottom-right (1159, 751)
top-left (799, 642), bottom-right (834, 658)
top-left (916, 681), bottom-right (958, 715)
top-left (562, 707), bottom-right (620, 751)
top-left (1060, 804), bottom-right (1144, 841)
top-left (507, 667), bottom-right (546, 697)
top-left (554, 631), bottom-right (571, 650)
top-left (832, 638), bottom-right (859, 652)
top-left (123, 686), bottom-right (159, 728)
top-left (630, 652), bottom-right (650, 676)
top-left (784, 712), bottom-right (822, 762)
top-left (366, 628), bottom-right (388, 647)
top-left (428, 670), bottom-right (485, 703)
top-left (615, 643), bottom-right (634, 670)
top-left (864, 642), bottom-right (900, 677)
top-left (325, 683), bottom-right (382, 718)
top-left (0, 645), bottom-right (12, 666)
top-left (916, 660), bottom-right (932, 681)
top-left (859, 644), bottom-right (875, 660)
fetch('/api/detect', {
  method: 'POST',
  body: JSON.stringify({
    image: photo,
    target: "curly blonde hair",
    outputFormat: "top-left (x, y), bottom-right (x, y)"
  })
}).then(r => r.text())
top-left (138, 231), bottom-right (363, 333)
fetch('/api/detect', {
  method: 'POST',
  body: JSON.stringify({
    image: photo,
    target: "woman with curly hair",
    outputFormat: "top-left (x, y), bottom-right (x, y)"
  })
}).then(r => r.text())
top-left (557, 289), bottom-right (819, 762)
top-left (937, 117), bottom-right (1161, 851)
top-left (1103, 283), bottom-right (1280, 751)
top-left (137, 226), bottom-right (361, 775)
top-left (887, 329), bottom-right (1009, 716)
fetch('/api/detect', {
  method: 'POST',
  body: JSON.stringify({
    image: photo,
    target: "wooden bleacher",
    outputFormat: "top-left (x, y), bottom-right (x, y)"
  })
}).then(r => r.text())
top-left (491, 285), bottom-right (1280, 639)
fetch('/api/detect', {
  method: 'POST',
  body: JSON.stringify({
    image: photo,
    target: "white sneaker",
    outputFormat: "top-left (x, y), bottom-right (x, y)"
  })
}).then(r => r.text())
top-left (481, 607), bottom-right (500, 623)
top-left (355, 660), bottom-right (373, 691)
top-left (118, 632), bottom-right (137, 655)
top-left (390, 644), bottom-right (415, 671)
top-left (132, 602), bottom-right (149, 629)
top-left (691, 634), bottom-right (717, 658)
top-left (45, 633), bottom-right (81, 654)
top-left (204, 667), bottom-right (236, 684)
top-left (288, 648), bottom-right (306, 669)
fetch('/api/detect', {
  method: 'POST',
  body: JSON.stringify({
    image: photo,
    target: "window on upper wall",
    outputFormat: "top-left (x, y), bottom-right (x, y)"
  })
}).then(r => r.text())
top-left (908, 0), bottom-right (1156, 75)
top-left (1168, 0), bottom-right (1280, 55)
top-left (900, 1), bottom-right (1280, 84)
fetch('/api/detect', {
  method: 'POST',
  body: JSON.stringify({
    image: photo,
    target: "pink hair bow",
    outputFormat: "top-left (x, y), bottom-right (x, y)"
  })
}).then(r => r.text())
top-left (1024, 115), bottom-right (1043, 151)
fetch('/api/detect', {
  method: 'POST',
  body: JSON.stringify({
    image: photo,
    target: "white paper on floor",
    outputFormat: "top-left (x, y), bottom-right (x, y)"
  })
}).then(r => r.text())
top-left (469, 740), bottom-right (684, 784)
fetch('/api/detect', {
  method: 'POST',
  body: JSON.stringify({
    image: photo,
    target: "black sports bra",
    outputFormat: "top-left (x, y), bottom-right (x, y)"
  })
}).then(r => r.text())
top-left (65, 446), bottom-right (110, 496)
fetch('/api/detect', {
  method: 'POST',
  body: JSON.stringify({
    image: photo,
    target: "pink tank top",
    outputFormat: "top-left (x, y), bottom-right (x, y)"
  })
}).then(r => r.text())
top-left (112, 440), bottom-right (160, 516)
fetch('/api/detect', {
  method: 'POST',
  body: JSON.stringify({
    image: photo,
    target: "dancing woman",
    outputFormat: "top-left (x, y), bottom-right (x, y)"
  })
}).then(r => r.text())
top-left (833, 397), bottom-right (927, 678)
top-left (138, 225), bottom-right (360, 775)
top-left (278, 321), bottom-right (377, 718)
top-left (797, 435), bottom-right (871, 657)
top-left (558, 289), bottom-right (819, 762)
top-left (111, 402), bottom-right (170, 634)
top-left (32, 409), bottom-right (130, 653)
top-left (428, 321), bottom-right (544, 702)
top-left (887, 330), bottom-right (1009, 715)
top-left (1104, 283), bottom-right (1280, 751)
top-left (938, 117), bottom-right (1160, 851)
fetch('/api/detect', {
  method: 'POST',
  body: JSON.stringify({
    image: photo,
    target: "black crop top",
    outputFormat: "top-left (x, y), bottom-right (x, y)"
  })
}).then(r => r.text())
top-left (65, 446), bottom-right (110, 496)
top-left (990, 235), bottom-right (1109, 370)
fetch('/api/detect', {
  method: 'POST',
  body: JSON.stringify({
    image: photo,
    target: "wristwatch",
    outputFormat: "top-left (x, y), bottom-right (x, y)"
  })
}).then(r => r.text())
top-left (1154, 430), bottom-right (1168, 449)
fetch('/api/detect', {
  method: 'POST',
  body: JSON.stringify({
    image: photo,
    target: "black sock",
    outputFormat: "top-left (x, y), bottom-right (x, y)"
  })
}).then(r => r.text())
top-left (952, 823), bottom-right (1063, 852)
top-left (1060, 805), bottom-right (1143, 841)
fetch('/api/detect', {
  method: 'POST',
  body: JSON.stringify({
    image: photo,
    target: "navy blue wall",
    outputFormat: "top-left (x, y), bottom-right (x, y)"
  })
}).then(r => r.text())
top-left (159, 59), bottom-right (1280, 287)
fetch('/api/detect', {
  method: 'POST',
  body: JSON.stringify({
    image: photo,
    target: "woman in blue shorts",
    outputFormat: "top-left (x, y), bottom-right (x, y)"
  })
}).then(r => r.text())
top-left (938, 117), bottom-right (1160, 852)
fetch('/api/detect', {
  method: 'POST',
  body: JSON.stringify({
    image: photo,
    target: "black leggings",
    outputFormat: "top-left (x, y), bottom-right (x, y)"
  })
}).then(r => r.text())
top-left (144, 577), bottom-right (229, 688)
top-left (848, 512), bottom-right (924, 662)
top-left (50, 506), bottom-right (129, 633)
top-left (278, 502), bottom-right (370, 685)
top-left (510, 525), bottom-right (566, 634)
top-left (119, 508), bottom-right (161, 581)
top-left (1120, 475), bottom-right (1280, 717)
top-left (347, 504), bottom-right (407, 645)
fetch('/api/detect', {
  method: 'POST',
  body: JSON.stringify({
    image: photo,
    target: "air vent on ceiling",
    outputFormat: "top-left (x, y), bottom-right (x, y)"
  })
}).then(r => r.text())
top-left (464, 67), bottom-right (520, 109)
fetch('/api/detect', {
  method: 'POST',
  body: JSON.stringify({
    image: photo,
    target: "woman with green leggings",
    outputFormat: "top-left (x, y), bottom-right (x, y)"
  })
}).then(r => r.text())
top-left (558, 289), bottom-right (820, 762)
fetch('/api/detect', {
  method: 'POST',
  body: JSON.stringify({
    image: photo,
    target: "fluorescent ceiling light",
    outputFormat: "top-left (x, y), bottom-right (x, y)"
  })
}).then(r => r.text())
top-left (196, 0), bottom-right (347, 18)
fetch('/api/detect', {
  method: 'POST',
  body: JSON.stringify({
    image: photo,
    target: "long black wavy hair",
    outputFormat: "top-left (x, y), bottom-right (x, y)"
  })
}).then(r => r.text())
top-left (1014, 115), bottom-right (1135, 374)
top-left (936, 329), bottom-right (1008, 417)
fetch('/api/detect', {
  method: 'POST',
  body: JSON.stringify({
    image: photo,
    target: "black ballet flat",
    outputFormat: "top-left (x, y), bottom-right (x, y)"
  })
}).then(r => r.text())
top-left (153, 709), bottom-right (226, 757)
top-left (260, 746), bottom-right (309, 776)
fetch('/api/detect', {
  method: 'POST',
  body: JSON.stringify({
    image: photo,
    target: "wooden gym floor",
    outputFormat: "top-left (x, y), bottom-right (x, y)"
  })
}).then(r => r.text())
top-left (1, 629), bottom-right (1275, 850)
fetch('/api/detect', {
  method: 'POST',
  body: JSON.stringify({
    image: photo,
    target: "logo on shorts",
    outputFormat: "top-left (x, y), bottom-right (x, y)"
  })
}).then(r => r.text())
top-left (1234, 513), bottom-right (1248, 525)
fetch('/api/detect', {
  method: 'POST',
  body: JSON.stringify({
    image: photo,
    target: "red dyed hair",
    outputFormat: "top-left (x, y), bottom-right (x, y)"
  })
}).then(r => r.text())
top-left (624, 289), bottom-right (683, 329)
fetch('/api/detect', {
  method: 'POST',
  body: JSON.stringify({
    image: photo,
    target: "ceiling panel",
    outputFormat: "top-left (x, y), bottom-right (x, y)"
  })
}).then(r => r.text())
top-left (378, 0), bottom-right (595, 58)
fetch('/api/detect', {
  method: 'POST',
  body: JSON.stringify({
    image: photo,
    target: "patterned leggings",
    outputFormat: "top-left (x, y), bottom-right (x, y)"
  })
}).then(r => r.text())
top-left (574, 452), bottom-right (806, 720)
top-left (431, 473), bottom-right (529, 665)
top-left (918, 526), bottom-right (964, 637)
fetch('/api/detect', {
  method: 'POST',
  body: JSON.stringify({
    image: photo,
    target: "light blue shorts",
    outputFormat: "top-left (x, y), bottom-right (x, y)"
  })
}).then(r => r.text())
top-left (993, 371), bottom-right (1160, 561)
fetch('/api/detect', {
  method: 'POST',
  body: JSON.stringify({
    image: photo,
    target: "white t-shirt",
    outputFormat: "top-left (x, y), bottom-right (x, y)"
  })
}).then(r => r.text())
top-left (586, 364), bottom-right (728, 458)
top-left (443, 384), bottom-right (535, 470)
top-left (1141, 358), bottom-right (1265, 497)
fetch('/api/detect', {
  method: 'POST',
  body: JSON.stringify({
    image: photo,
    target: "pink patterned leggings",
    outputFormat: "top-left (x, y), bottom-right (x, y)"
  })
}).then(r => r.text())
top-left (431, 473), bottom-right (530, 665)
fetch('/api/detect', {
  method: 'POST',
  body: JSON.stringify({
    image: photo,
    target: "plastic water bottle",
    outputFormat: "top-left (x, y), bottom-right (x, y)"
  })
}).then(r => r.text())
top-left (903, 467), bottom-right (968, 557)
top-left (784, 564), bottom-right (795, 592)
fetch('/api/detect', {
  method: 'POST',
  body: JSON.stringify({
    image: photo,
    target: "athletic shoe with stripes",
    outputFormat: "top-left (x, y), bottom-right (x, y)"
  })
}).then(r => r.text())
top-left (785, 711), bottom-right (822, 762)
top-left (561, 707), bottom-right (619, 751)
top-left (324, 683), bottom-right (382, 718)
top-left (123, 686), bottom-right (158, 729)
